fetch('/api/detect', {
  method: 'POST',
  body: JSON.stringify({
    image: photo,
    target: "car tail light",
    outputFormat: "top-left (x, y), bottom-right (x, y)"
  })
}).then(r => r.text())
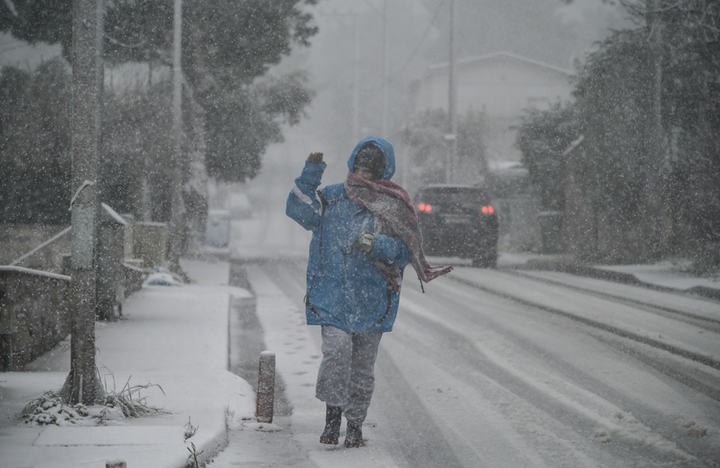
top-left (418, 203), bottom-right (432, 212)
top-left (481, 205), bottom-right (494, 214)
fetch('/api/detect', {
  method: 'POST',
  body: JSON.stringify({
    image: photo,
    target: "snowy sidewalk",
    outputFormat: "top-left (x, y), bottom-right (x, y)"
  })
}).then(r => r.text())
top-left (0, 258), bottom-right (255, 468)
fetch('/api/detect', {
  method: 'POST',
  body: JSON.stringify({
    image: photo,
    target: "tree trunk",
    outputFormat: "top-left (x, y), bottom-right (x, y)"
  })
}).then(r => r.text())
top-left (182, 96), bottom-right (209, 257)
top-left (61, 0), bottom-right (106, 405)
top-left (642, 0), bottom-right (668, 262)
top-left (167, 0), bottom-right (185, 274)
top-left (181, 10), bottom-right (210, 257)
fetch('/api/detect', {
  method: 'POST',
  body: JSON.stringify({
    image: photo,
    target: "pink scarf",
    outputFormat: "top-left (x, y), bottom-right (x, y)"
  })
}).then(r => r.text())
top-left (344, 171), bottom-right (453, 291)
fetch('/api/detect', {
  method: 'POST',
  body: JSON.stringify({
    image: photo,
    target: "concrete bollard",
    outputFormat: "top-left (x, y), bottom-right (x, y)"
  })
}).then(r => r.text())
top-left (106, 460), bottom-right (126, 468)
top-left (256, 351), bottom-right (276, 423)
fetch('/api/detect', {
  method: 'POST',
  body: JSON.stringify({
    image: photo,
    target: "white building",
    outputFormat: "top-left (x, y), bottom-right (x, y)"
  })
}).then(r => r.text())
top-left (412, 51), bottom-right (575, 165)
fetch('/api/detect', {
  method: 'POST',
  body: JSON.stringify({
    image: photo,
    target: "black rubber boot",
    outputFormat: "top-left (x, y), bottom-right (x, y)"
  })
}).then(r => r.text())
top-left (319, 405), bottom-right (342, 444)
top-left (344, 421), bottom-right (365, 448)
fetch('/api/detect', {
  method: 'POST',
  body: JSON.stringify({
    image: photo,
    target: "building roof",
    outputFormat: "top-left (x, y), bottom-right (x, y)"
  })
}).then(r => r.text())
top-left (428, 51), bottom-right (575, 77)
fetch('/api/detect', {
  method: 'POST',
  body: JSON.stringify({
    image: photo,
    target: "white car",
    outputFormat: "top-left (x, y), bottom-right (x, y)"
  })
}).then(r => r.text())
top-left (225, 193), bottom-right (252, 219)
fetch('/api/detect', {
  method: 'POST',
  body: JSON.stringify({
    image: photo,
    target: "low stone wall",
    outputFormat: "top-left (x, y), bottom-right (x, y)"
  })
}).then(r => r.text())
top-left (0, 266), bottom-right (71, 371)
top-left (124, 263), bottom-right (145, 298)
top-left (134, 222), bottom-right (168, 268)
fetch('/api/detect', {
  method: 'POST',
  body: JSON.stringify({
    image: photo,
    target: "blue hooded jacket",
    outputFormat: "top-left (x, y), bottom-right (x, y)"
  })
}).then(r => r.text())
top-left (286, 137), bottom-right (411, 333)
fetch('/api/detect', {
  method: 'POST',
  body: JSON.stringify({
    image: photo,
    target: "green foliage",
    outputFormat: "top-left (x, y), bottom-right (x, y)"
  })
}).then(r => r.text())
top-left (102, 79), bottom-right (175, 219)
top-left (0, 61), bottom-right (310, 222)
top-left (657, 0), bottom-right (720, 257)
top-left (1, 0), bottom-right (318, 79)
top-left (401, 108), bottom-right (488, 185)
top-left (515, 1), bottom-right (720, 263)
top-left (572, 29), bottom-right (651, 219)
top-left (456, 110), bottom-right (488, 176)
top-left (0, 1), bottom-right (72, 56)
top-left (515, 102), bottom-right (578, 211)
top-left (102, 0), bottom-right (318, 81)
top-left (577, 1), bottom-right (720, 258)
top-left (205, 72), bottom-right (313, 183)
top-left (1, 0), bottom-right (318, 188)
top-left (400, 109), bottom-right (448, 184)
top-left (0, 59), bottom-right (71, 224)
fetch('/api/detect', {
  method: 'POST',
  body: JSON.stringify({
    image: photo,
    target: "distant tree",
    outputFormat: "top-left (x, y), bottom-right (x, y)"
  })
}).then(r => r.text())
top-left (0, 63), bottom-right (174, 225)
top-left (99, 73), bottom-right (313, 226)
top-left (204, 71), bottom-right (313, 183)
top-left (579, 0), bottom-right (720, 265)
top-left (102, 0), bottom-right (318, 183)
top-left (456, 110), bottom-right (488, 179)
top-left (401, 108), bottom-right (488, 187)
top-left (515, 102), bottom-right (578, 212)
top-left (101, 80), bottom-right (174, 219)
top-left (0, 0), bottom-right (72, 53)
top-left (1, 0), bottom-right (318, 180)
top-left (0, 0), bottom-right (318, 206)
top-left (572, 29), bottom-right (651, 221)
top-left (400, 109), bottom-right (450, 185)
top-left (652, 0), bottom-right (720, 268)
top-left (0, 59), bottom-right (71, 225)
top-left (516, 0), bottom-right (720, 266)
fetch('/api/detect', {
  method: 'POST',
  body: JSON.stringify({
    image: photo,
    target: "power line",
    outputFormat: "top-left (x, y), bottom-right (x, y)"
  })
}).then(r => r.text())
top-left (0, 40), bottom-right (43, 56)
top-left (390, 0), bottom-right (447, 82)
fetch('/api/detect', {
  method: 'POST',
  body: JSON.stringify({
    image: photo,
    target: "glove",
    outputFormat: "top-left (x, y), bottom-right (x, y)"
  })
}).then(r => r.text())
top-left (358, 228), bottom-right (375, 253)
top-left (307, 152), bottom-right (324, 164)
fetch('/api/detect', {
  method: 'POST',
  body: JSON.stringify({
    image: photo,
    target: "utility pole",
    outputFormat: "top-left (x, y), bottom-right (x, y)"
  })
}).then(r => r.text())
top-left (643, 0), bottom-right (667, 261)
top-left (446, 0), bottom-right (457, 183)
top-left (353, 14), bottom-right (360, 144)
top-left (141, 61), bottom-right (154, 222)
top-left (61, 0), bottom-right (106, 405)
top-left (381, 0), bottom-right (389, 137)
top-left (167, 0), bottom-right (184, 274)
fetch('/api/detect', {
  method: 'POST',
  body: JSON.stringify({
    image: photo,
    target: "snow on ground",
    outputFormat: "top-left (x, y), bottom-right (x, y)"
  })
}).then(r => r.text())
top-left (2, 242), bottom-right (718, 467)
top-left (596, 262), bottom-right (720, 291)
top-left (0, 258), bottom-right (255, 468)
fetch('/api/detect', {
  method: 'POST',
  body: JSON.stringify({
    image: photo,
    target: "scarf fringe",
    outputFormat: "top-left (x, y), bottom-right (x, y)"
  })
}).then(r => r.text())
top-left (345, 172), bottom-right (453, 292)
top-left (421, 264), bottom-right (454, 282)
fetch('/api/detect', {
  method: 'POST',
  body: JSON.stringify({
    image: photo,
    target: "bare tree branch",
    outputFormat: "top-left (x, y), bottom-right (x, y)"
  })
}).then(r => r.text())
top-left (105, 33), bottom-right (146, 49)
top-left (2, 0), bottom-right (18, 16)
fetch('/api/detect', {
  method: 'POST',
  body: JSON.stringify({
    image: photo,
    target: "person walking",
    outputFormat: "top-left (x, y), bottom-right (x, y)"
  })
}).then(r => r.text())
top-left (286, 136), bottom-right (452, 448)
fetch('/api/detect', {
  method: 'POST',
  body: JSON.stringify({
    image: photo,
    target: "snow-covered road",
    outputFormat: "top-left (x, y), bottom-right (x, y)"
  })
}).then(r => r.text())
top-left (241, 259), bottom-right (720, 468)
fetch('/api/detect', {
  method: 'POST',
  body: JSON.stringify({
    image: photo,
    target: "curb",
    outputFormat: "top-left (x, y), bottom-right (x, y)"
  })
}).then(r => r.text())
top-left (187, 430), bottom-right (229, 468)
top-left (686, 285), bottom-right (720, 302)
top-left (509, 259), bottom-right (720, 302)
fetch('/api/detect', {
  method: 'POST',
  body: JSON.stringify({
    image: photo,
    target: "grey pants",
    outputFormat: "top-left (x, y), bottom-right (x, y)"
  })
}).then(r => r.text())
top-left (315, 326), bottom-right (383, 424)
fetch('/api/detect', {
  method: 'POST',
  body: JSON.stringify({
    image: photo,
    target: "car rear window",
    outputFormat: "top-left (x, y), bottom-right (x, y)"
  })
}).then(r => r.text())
top-left (416, 187), bottom-right (490, 206)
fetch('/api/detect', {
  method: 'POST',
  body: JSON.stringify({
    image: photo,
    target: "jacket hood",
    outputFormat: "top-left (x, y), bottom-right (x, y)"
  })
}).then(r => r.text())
top-left (347, 136), bottom-right (396, 180)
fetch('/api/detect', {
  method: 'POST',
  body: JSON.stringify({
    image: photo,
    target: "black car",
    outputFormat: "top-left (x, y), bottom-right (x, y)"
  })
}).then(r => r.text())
top-left (414, 184), bottom-right (498, 267)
